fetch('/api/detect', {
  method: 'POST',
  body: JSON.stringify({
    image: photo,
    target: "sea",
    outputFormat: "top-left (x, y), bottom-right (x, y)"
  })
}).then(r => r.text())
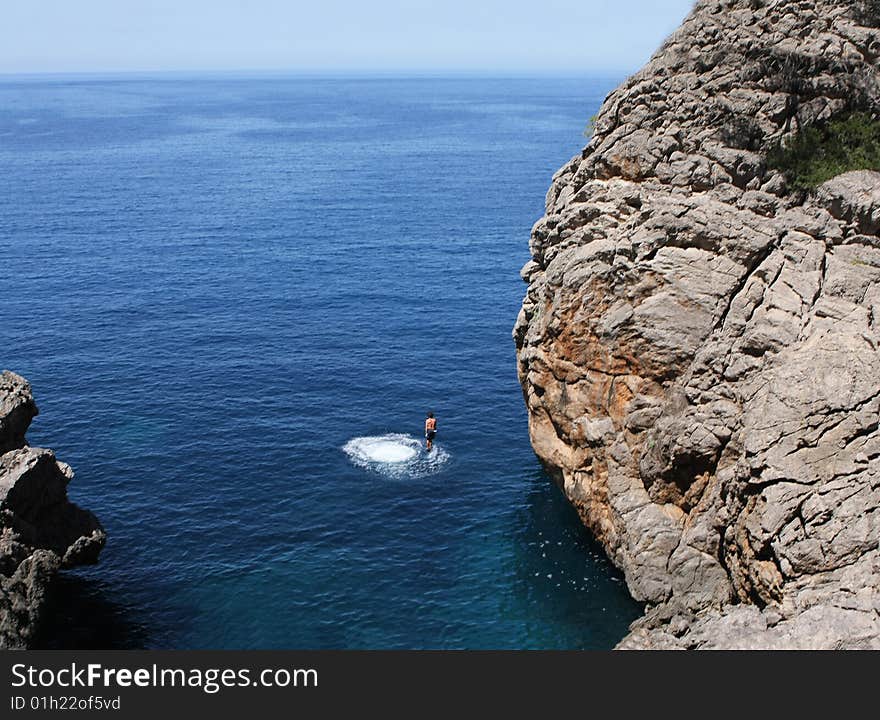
top-left (0, 74), bottom-right (641, 649)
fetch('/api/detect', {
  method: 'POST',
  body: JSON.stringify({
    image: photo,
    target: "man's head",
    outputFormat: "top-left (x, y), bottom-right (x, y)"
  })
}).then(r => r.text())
top-left (427, 412), bottom-right (434, 418)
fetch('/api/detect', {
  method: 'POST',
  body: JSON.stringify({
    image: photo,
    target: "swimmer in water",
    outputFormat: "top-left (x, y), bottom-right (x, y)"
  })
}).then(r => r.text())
top-left (425, 412), bottom-right (437, 451)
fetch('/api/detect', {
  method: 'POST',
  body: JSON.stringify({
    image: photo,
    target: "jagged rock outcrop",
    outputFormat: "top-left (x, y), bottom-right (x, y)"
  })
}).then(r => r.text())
top-left (0, 371), bottom-right (105, 648)
top-left (515, 0), bottom-right (880, 648)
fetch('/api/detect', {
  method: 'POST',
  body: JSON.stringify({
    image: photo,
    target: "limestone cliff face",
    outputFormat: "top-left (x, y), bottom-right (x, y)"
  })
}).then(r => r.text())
top-left (515, 0), bottom-right (880, 648)
top-left (0, 371), bottom-right (106, 648)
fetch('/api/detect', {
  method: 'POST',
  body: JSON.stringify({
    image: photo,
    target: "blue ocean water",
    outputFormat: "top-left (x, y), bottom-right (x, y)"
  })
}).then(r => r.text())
top-left (0, 75), bottom-right (641, 649)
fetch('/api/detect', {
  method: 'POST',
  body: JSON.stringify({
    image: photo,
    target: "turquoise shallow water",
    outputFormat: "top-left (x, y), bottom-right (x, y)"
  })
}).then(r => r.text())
top-left (0, 75), bottom-right (641, 648)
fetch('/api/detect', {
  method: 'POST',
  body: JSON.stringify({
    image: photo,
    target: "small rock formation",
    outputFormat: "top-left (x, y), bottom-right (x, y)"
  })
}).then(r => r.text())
top-left (0, 371), bottom-right (105, 648)
top-left (515, 0), bottom-right (880, 648)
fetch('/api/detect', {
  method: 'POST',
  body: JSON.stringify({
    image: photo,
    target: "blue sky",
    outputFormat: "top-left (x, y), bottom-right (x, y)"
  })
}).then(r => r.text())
top-left (1, 1), bottom-right (695, 75)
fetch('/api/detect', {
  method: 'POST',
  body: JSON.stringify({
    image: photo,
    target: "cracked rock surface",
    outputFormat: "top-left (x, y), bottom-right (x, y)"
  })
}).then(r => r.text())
top-left (514, 0), bottom-right (880, 648)
top-left (0, 371), bottom-right (105, 648)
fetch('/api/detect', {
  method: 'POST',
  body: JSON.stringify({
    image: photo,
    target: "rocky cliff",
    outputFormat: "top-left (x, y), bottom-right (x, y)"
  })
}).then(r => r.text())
top-left (514, 0), bottom-right (880, 648)
top-left (0, 371), bottom-right (105, 648)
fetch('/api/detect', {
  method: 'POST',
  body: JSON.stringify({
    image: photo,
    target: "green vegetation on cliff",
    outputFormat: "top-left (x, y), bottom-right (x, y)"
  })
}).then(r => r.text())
top-left (767, 112), bottom-right (880, 191)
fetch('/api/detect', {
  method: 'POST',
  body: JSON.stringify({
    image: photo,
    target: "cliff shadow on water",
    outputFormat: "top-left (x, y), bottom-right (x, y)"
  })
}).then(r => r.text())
top-left (31, 573), bottom-right (152, 650)
top-left (510, 470), bottom-right (643, 649)
top-left (16, 471), bottom-right (640, 650)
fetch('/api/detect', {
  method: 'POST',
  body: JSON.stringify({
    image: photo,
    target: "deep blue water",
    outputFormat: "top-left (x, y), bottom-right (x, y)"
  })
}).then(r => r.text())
top-left (0, 75), bottom-right (641, 649)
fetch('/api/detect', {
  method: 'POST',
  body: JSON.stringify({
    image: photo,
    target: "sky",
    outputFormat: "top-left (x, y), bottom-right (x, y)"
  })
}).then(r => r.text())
top-left (0, 0), bottom-right (696, 75)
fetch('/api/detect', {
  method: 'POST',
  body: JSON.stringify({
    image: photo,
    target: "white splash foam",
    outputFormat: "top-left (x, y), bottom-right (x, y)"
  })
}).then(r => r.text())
top-left (362, 439), bottom-right (418, 463)
top-left (342, 433), bottom-right (449, 478)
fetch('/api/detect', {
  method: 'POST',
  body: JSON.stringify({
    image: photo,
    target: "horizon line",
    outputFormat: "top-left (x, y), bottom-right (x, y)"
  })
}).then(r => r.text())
top-left (0, 66), bottom-right (636, 81)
